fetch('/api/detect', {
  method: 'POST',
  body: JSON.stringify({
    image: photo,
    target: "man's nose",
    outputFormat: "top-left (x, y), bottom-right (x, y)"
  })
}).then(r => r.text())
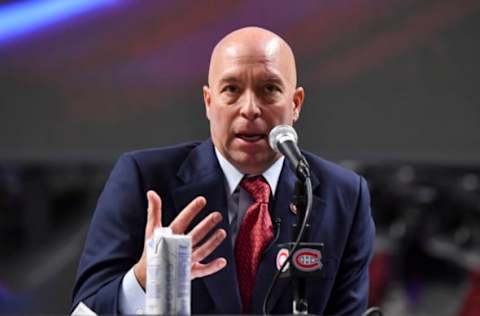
top-left (239, 90), bottom-right (261, 119)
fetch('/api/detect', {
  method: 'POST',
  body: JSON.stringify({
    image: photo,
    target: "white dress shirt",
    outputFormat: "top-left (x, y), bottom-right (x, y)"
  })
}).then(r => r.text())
top-left (118, 148), bottom-right (284, 314)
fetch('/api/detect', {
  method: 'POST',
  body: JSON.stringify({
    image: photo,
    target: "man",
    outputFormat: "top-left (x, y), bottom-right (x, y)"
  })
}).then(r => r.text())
top-left (72, 26), bottom-right (375, 315)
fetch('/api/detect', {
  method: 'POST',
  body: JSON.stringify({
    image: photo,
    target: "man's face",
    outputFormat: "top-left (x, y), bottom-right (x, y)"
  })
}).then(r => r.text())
top-left (203, 39), bottom-right (304, 174)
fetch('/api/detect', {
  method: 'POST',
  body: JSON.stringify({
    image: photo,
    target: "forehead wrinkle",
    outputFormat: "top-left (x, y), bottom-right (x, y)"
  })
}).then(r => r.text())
top-left (215, 62), bottom-right (287, 90)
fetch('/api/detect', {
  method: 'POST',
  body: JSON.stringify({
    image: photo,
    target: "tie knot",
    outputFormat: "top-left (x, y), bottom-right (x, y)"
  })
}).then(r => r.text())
top-left (240, 176), bottom-right (270, 203)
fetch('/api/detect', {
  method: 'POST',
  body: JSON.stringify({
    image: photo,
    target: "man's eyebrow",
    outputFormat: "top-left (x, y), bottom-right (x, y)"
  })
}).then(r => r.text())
top-left (263, 74), bottom-right (285, 86)
top-left (218, 77), bottom-right (241, 86)
top-left (217, 74), bottom-right (285, 86)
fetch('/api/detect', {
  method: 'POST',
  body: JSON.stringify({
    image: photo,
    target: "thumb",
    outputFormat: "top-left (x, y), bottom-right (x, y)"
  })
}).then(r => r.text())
top-left (145, 190), bottom-right (162, 239)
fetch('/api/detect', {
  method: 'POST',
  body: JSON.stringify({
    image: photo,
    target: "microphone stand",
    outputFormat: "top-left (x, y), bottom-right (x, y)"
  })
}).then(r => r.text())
top-left (278, 160), bottom-right (324, 315)
top-left (292, 167), bottom-right (309, 314)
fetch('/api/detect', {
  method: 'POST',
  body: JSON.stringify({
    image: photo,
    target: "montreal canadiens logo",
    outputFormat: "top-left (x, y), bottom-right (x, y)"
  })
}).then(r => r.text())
top-left (276, 248), bottom-right (290, 272)
top-left (292, 248), bottom-right (322, 272)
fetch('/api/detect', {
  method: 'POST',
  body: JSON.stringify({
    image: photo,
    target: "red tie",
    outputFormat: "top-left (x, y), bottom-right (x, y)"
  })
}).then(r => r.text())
top-left (235, 176), bottom-right (274, 313)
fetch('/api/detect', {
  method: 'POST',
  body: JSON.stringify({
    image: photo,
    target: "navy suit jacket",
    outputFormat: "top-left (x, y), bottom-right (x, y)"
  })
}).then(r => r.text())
top-left (72, 139), bottom-right (375, 315)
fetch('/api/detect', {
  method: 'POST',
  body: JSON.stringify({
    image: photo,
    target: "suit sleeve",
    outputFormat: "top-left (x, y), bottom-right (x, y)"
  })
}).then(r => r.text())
top-left (71, 153), bottom-right (147, 315)
top-left (324, 176), bottom-right (376, 316)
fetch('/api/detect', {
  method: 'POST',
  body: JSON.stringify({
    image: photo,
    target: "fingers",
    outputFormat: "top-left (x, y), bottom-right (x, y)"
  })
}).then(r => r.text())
top-left (136, 190), bottom-right (163, 290)
top-left (191, 258), bottom-right (227, 280)
top-left (170, 196), bottom-right (207, 234)
top-left (192, 228), bottom-right (227, 262)
top-left (188, 212), bottom-right (223, 247)
top-left (145, 190), bottom-right (162, 239)
top-left (141, 194), bottom-right (227, 284)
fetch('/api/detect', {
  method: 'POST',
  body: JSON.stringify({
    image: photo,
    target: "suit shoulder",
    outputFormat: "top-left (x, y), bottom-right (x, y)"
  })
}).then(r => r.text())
top-left (303, 151), bottom-right (363, 191)
top-left (115, 141), bottom-right (202, 177)
top-left (125, 141), bottom-right (200, 163)
top-left (303, 151), bottom-right (368, 219)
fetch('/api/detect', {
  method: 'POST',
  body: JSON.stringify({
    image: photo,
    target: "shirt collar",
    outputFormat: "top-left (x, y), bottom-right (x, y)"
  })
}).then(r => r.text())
top-left (215, 147), bottom-right (284, 196)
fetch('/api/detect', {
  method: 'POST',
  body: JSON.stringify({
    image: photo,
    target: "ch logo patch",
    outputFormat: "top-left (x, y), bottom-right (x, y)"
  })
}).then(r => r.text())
top-left (292, 248), bottom-right (322, 272)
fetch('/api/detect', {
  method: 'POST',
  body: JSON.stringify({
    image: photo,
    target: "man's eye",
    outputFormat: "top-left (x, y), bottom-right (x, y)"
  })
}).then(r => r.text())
top-left (264, 84), bottom-right (280, 93)
top-left (222, 85), bottom-right (239, 94)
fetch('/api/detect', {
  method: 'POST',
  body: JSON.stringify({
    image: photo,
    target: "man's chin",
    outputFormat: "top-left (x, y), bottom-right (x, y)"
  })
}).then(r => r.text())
top-left (229, 152), bottom-right (276, 175)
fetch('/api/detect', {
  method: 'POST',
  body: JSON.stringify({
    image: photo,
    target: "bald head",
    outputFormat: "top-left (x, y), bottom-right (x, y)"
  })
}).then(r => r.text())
top-left (208, 27), bottom-right (298, 87)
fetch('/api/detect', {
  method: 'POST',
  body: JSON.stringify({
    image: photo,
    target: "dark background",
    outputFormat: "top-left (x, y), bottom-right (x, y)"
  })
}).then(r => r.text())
top-left (1, 0), bottom-right (479, 315)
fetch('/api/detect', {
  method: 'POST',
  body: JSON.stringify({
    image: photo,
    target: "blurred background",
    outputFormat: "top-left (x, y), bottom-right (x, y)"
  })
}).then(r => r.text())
top-left (1, 0), bottom-right (479, 314)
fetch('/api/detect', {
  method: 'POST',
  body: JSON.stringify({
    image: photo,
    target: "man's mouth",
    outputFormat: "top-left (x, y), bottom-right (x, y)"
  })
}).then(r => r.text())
top-left (236, 133), bottom-right (265, 142)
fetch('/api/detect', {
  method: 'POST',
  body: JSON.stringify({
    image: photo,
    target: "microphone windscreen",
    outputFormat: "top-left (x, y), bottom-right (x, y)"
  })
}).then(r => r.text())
top-left (268, 125), bottom-right (298, 152)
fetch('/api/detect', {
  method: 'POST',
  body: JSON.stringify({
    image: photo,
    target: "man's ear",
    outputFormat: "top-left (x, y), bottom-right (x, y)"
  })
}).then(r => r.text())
top-left (203, 85), bottom-right (211, 120)
top-left (292, 87), bottom-right (305, 122)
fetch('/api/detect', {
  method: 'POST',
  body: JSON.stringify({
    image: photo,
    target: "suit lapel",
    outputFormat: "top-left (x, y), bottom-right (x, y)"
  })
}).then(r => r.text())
top-left (252, 161), bottom-right (325, 314)
top-left (172, 140), bottom-right (242, 313)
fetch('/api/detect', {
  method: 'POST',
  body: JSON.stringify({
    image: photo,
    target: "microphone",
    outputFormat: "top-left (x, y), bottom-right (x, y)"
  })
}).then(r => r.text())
top-left (268, 125), bottom-right (309, 179)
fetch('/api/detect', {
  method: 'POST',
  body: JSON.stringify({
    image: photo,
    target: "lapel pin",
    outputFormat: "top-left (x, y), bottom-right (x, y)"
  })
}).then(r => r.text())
top-left (289, 203), bottom-right (297, 215)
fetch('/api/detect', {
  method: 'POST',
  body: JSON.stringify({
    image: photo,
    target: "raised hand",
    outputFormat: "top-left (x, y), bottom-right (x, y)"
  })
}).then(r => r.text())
top-left (133, 190), bottom-right (227, 289)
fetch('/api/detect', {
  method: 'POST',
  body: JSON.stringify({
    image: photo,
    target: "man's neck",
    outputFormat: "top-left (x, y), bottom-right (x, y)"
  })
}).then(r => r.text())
top-left (214, 147), bottom-right (284, 196)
